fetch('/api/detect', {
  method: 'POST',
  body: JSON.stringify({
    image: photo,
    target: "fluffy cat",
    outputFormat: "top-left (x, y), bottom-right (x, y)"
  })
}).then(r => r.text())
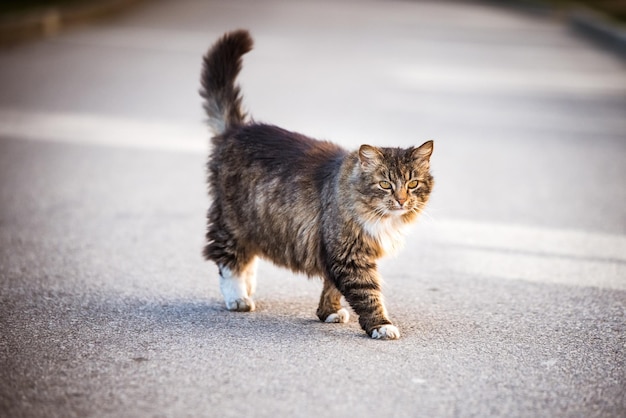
top-left (200, 30), bottom-right (434, 339)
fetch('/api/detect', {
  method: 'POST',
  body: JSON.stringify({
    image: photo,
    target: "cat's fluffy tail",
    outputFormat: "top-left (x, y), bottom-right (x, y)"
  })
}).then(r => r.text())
top-left (200, 30), bottom-right (253, 135)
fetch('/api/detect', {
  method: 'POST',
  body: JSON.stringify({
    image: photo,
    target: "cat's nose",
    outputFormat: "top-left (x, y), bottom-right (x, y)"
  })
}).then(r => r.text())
top-left (397, 198), bottom-right (406, 206)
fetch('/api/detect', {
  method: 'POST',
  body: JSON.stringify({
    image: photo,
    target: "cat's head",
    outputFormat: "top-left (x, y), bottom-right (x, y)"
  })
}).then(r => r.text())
top-left (353, 140), bottom-right (434, 223)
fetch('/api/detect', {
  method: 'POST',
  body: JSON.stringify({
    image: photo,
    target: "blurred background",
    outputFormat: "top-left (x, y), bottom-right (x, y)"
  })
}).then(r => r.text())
top-left (1, 0), bottom-right (625, 231)
top-left (1, 1), bottom-right (625, 417)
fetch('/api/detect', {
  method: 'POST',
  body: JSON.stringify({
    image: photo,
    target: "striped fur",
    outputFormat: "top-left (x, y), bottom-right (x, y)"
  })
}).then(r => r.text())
top-left (200, 30), bottom-right (434, 339)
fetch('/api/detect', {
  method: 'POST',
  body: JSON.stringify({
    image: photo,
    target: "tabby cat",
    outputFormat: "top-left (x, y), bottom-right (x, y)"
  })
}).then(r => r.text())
top-left (200, 30), bottom-right (434, 339)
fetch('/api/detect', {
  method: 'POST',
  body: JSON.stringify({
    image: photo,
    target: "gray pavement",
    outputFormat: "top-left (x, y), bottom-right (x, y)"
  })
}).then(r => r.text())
top-left (1, 0), bottom-right (625, 417)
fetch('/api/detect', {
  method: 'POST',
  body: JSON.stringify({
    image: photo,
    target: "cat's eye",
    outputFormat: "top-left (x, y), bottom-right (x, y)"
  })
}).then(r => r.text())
top-left (379, 181), bottom-right (392, 190)
top-left (407, 180), bottom-right (419, 189)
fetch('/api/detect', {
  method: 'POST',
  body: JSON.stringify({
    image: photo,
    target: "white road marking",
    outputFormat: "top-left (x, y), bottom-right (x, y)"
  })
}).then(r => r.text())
top-left (394, 65), bottom-right (626, 96)
top-left (403, 220), bottom-right (626, 291)
top-left (0, 108), bottom-right (207, 153)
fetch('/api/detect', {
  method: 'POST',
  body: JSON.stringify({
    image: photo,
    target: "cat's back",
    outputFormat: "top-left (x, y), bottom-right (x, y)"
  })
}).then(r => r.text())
top-left (215, 123), bottom-right (346, 176)
top-left (209, 123), bottom-right (348, 275)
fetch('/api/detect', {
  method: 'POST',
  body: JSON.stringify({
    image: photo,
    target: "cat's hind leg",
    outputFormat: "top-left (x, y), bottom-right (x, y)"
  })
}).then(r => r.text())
top-left (316, 278), bottom-right (350, 323)
top-left (204, 206), bottom-right (257, 312)
top-left (218, 258), bottom-right (257, 312)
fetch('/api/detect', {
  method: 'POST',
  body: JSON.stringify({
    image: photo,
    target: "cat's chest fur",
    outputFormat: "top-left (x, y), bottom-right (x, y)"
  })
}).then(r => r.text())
top-left (359, 214), bottom-right (409, 256)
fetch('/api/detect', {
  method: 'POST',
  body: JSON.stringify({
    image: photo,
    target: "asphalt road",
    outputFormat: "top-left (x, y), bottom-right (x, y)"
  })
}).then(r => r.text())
top-left (1, 0), bottom-right (625, 417)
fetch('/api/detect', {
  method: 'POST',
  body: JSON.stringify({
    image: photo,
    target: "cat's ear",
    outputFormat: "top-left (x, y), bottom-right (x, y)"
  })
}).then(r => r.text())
top-left (359, 145), bottom-right (384, 170)
top-left (411, 140), bottom-right (434, 168)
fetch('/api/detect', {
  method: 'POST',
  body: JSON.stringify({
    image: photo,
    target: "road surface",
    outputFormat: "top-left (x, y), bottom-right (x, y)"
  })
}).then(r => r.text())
top-left (1, 0), bottom-right (625, 417)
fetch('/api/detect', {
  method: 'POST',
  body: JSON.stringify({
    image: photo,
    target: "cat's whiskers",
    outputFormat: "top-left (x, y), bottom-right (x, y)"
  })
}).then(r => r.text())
top-left (418, 208), bottom-right (436, 223)
top-left (366, 206), bottom-right (390, 227)
top-left (410, 202), bottom-right (436, 223)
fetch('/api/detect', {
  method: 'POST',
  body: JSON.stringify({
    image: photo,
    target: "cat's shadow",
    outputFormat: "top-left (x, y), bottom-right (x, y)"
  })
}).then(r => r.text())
top-left (65, 290), bottom-right (457, 344)
top-left (80, 293), bottom-right (372, 342)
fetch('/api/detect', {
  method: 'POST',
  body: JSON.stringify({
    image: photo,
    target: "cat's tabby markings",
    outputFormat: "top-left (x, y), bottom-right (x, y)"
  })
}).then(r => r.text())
top-left (200, 30), bottom-right (434, 339)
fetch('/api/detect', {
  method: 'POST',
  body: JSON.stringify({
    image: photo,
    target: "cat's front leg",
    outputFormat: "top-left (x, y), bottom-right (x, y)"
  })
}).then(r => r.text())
top-left (332, 265), bottom-right (400, 340)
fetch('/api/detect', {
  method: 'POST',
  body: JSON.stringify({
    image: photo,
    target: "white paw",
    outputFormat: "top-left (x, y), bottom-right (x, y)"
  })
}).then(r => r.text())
top-left (225, 297), bottom-right (255, 312)
top-left (324, 308), bottom-right (350, 323)
top-left (370, 324), bottom-right (400, 340)
top-left (220, 265), bottom-right (255, 312)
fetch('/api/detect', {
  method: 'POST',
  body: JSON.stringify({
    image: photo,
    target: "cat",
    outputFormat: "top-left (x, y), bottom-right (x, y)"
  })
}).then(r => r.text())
top-left (200, 30), bottom-right (434, 339)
